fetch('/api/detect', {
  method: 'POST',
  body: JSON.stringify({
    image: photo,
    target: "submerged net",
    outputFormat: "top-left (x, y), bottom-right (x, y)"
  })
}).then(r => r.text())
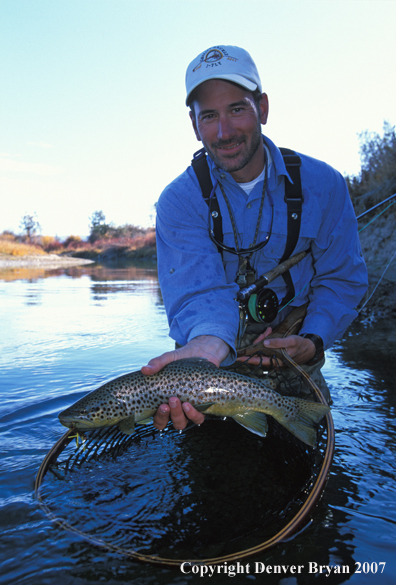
top-left (35, 363), bottom-right (334, 568)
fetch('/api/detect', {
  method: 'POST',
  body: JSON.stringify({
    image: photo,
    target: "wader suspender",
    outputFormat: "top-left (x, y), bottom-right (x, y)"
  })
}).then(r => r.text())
top-left (191, 148), bottom-right (223, 253)
top-left (191, 146), bottom-right (303, 307)
top-left (278, 147), bottom-right (303, 306)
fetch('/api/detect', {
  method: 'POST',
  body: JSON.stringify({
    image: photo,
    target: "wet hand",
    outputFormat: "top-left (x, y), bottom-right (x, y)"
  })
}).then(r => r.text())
top-left (237, 331), bottom-right (315, 367)
top-left (141, 335), bottom-right (229, 376)
top-left (153, 397), bottom-right (205, 431)
top-left (264, 335), bottom-right (316, 365)
top-left (262, 335), bottom-right (316, 365)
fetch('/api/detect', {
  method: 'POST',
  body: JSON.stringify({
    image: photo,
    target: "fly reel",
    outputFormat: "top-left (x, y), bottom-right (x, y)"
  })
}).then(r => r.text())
top-left (246, 288), bottom-right (279, 323)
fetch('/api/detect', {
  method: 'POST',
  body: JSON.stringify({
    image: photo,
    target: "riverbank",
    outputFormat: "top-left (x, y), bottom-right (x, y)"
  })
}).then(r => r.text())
top-left (1, 235), bottom-right (394, 322)
top-left (355, 200), bottom-right (396, 322)
top-left (0, 254), bottom-right (94, 269)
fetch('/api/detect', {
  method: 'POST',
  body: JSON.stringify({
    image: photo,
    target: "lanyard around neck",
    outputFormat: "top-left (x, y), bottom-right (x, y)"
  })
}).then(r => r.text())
top-left (208, 150), bottom-right (274, 257)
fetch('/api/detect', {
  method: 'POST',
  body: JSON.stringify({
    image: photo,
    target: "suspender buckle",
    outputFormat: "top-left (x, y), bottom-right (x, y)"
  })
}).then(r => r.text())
top-left (281, 154), bottom-right (301, 167)
top-left (284, 195), bottom-right (304, 205)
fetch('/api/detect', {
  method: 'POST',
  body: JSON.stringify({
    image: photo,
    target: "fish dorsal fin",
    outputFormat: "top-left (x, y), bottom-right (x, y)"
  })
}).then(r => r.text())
top-left (118, 413), bottom-right (136, 435)
top-left (232, 411), bottom-right (268, 438)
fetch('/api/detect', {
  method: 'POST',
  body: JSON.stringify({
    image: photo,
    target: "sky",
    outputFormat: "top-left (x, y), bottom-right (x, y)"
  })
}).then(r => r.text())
top-left (1, 0), bottom-right (395, 238)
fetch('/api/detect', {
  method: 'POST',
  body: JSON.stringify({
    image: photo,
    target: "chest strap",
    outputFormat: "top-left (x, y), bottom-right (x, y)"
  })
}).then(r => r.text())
top-left (191, 148), bottom-right (223, 253)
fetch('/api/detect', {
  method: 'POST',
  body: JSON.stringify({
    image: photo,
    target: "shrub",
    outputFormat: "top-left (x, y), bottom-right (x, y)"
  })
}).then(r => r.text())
top-left (63, 235), bottom-right (83, 249)
top-left (43, 238), bottom-right (63, 253)
top-left (347, 121), bottom-right (396, 205)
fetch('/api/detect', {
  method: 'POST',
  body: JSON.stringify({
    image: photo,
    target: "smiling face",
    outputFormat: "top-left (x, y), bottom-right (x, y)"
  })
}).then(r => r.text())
top-left (189, 79), bottom-right (269, 183)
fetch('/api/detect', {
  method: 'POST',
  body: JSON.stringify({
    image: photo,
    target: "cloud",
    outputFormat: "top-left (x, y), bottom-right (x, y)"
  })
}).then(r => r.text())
top-left (27, 142), bottom-right (53, 149)
top-left (0, 155), bottom-right (63, 176)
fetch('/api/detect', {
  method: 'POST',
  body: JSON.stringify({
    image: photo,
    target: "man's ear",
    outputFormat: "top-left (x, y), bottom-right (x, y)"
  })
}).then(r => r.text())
top-left (189, 110), bottom-right (202, 142)
top-left (258, 93), bottom-right (269, 126)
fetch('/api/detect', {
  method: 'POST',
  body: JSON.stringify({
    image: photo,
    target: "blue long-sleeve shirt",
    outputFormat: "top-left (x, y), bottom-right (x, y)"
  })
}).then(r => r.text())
top-left (156, 135), bottom-right (368, 365)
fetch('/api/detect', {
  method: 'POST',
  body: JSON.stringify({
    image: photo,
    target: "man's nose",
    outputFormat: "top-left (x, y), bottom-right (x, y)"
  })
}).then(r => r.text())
top-left (217, 115), bottom-right (234, 141)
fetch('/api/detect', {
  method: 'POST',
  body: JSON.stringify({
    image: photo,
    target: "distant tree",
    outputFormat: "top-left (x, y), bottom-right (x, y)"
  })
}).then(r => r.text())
top-left (346, 121), bottom-right (396, 204)
top-left (89, 210), bottom-right (109, 243)
top-left (20, 213), bottom-right (41, 242)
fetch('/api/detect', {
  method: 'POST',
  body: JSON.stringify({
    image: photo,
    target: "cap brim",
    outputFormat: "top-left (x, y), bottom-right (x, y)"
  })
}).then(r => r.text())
top-left (186, 74), bottom-right (258, 105)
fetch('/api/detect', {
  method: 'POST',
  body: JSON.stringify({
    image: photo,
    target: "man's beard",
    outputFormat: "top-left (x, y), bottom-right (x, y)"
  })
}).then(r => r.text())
top-left (204, 123), bottom-right (262, 175)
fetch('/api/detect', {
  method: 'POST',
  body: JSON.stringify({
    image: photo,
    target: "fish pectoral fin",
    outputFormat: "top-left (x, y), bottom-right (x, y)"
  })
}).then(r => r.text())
top-left (232, 411), bottom-right (269, 438)
top-left (137, 416), bottom-right (153, 425)
top-left (118, 414), bottom-right (136, 435)
top-left (194, 402), bottom-right (215, 413)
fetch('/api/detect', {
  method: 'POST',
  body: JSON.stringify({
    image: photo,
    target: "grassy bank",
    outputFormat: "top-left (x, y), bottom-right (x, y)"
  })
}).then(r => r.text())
top-left (0, 236), bottom-right (46, 257)
top-left (0, 229), bottom-right (156, 262)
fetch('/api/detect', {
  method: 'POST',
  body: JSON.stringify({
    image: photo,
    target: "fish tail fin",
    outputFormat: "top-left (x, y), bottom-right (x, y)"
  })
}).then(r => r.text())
top-left (277, 398), bottom-right (330, 447)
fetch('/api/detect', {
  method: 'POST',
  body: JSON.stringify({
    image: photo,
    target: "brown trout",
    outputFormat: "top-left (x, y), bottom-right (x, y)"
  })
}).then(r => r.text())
top-left (58, 358), bottom-right (329, 447)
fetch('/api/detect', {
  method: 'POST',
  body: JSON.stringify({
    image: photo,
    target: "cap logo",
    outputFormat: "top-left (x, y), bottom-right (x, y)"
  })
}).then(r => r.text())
top-left (192, 46), bottom-right (238, 73)
top-left (204, 49), bottom-right (223, 63)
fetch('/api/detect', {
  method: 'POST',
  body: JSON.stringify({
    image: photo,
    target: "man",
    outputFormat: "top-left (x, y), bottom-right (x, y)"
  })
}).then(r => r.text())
top-left (141, 45), bottom-right (368, 430)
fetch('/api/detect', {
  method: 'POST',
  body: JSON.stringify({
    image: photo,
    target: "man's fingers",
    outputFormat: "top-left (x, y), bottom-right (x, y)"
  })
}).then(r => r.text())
top-left (264, 336), bottom-right (293, 349)
top-left (252, 327), bottom-right (272, 345)
top-left (153, 398), bottom-right (206, 431)
top-left (168, 397), bottom-right (188, 430)
top-left (153, 403), bottom-right (171, 430)
top-left (264, 335), bottom-right (316, 364)
top-left (141, 350), bottom-right (177, 376)
top-left (182, 402), bottom-right (205, 425)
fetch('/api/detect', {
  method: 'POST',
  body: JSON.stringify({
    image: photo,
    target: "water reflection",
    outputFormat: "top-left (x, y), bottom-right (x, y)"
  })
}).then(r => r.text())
top-left (24, 288), bottom-right (43, 307)
top-left (0, 261), bottom-right (164, 309)
top-left (0, 260), bottom-right (159, 284)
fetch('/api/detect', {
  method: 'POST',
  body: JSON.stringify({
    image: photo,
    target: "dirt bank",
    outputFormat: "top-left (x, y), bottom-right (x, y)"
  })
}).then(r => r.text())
top-left (0, 254), bottom-right (94, 269)
top-left (356, 203), bottom-right (396, 322)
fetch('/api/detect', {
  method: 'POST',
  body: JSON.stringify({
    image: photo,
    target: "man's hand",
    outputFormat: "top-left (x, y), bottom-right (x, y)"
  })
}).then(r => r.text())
top-left (237, 329), bottom-right (316, 367)
top-left (152, 397), bottom-right (205, 431)
top-left (141, 335), bottom-right (230, 430)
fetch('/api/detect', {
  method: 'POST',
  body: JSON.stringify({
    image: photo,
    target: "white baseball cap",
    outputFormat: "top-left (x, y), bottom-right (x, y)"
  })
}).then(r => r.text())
top-left (185, 45), bottom-right (262, 106)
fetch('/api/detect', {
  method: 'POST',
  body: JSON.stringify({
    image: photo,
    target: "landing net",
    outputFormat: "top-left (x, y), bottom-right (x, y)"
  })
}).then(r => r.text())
top-left (35, 361), bottom-right (334, 568)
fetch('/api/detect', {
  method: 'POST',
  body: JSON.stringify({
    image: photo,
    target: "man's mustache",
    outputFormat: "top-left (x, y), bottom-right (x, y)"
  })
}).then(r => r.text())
top-left (212, 137), bottom-right (245, 149)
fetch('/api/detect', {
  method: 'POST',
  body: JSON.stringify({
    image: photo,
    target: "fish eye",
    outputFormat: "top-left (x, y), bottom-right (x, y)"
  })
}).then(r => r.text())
top-left (79, 408), bottom-right (87, 416)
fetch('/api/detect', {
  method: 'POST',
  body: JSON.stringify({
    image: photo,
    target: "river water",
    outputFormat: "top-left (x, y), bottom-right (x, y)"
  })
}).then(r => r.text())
top-left (0, 262), bottom-right (395, 585)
